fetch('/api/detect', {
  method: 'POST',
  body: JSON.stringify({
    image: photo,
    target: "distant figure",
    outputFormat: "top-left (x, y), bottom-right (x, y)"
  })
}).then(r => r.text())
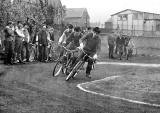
top-left (126, 37), bottom-right (134, 60)
top-left (108, 32), bottom-right (116, 59)
top-left (115, 33), bottom-right (125, 60)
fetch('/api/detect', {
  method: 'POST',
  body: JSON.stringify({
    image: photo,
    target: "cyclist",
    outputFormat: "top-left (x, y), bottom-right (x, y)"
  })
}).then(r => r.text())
top-left (58, 24), bottom-right (74, 57)
top-left (66, 26), bottom-right (82, 50)
top-left (64, 26), bottom-right (83, 66)
top-left (58, 24), bottom-right (73, 46)
top-left (74, 27), bottom-right (101, 78)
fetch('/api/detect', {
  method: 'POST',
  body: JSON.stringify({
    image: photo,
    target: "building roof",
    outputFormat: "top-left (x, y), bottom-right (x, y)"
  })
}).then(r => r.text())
top-left (111, 9), bottom-right (160, 16)
top-left (65, 8), bottom-right (89, 18)
top-left (48, 0), bottom-right (62, 8)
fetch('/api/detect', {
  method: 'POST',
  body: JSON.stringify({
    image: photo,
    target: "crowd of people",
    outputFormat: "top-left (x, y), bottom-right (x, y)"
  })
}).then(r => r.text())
top-left (0, 19), bottom-right (135, 77)
top-left (0, 21), bottom-right (101, 78)
top-left (108, 31), bottom-right (134, 60)
top-left (0, 19), bottom-right (55, 65)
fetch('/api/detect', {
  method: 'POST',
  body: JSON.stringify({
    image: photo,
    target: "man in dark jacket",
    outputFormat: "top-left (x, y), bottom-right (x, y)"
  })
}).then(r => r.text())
top-left (77, 27), bottom-right (101, 78)
top-left (37, 25), bottom-right (48, 62)
top-left (3, 21), bottom-right (15, 64)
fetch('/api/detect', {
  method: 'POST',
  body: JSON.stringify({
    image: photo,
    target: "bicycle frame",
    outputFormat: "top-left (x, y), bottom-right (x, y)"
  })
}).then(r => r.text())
top-left (66, 49), bottom-right (96, 81)
top-left (57, 45), bottom-right (78, 74)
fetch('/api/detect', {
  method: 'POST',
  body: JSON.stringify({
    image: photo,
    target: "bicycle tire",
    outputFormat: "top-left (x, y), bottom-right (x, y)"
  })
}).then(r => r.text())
top-left (66, 61), bottom-right (83, 81)
top-left (64, 59), bottom-right (72, 75)
top-left (53, 61), bottom-right (62, 77)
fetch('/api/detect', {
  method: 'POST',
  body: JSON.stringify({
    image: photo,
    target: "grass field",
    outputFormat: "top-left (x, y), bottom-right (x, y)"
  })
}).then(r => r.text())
top-left (1, 34), bottom-right (160, 112)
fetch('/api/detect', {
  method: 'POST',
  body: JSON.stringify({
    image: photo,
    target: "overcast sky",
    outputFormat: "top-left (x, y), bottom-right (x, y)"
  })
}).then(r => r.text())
top-left (61, 0), bottom-right (160, 23)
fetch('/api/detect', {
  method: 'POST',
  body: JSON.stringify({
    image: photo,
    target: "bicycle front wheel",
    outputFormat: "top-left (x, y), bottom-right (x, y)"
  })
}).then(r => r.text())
top-left (53, 61), bottom-right (62, 77)
top-left (66, 61), bottom-right (84, 81)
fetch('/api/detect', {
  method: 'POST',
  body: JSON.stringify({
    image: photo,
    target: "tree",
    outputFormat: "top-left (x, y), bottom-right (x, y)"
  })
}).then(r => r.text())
top-left (0, 0), bottom-right (12, 27)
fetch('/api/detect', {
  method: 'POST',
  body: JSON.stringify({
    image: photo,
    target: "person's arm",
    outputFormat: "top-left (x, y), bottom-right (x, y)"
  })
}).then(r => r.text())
top-left (15, 28), bottom-right (25, 38)
top-left (47, 31), bottom-right (51, 42)
top-left (58, 32), bottom-right (66, 44)
top-left (26, 30), bottom-right (30, 43)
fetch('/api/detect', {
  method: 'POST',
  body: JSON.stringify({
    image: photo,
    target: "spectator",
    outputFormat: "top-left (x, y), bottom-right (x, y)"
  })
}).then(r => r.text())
top-left (37, 25), bottom-right (48, 62)
top-left (108, 31), bottom-right (116, 59)
top-left (3, 21), bottom-right (15, 65)
top-left (48, 27), bottom-right (54, 41)
top-left (22, 24), bottom-right (30, 62)
top-left (14, 21), bottom-right (25, 63)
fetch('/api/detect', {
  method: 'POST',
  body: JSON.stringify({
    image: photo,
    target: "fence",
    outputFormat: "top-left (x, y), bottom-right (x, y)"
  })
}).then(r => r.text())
top-left (104, 24), bottom-right (160, 38)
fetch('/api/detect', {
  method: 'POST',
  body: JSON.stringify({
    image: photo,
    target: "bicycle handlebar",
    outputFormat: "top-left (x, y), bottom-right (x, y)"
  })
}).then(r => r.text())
top-left (60, 45), bottom-right (78, 53)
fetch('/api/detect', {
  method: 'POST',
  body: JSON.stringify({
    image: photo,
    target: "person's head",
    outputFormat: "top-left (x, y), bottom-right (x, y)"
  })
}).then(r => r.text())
top-left (67, 24), bottom-right (73, 32)
top-left (23, 23), bottom-right (28, 29)
top-left (93, 27), bottom-right (101, 34)
top-left (87, 27), bottom-right (91, 31)
top-left (17, 21), bottom-right (23, 29)
top-left (74, 26), bottom-right (81, 36)
top-left (42, 24), bottom-right (46, 29)
top-left (7, 21), bottom-right (13, 27)
top-left (74, 26), bottom-right (81, 32)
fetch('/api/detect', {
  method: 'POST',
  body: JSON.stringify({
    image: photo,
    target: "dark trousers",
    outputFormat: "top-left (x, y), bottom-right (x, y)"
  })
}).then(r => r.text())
top-left (4, 40), bottom-right (14, 64)
top-left (108, 44), bottom-right (114, 58)
top-left (74, 51), bottom-right (94, 75)
top-left (21, 41), bottom-right (30, 61)
top-left (15, 38), bottom-right (23, 62)
top-left (38, 45), bottom-right (47, 62)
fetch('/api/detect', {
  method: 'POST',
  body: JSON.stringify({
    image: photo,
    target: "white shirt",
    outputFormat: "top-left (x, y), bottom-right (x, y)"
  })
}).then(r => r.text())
top-left (15, 26), bottom-right (25, 38)
top-left (23, 29), bottom-right (30, 43)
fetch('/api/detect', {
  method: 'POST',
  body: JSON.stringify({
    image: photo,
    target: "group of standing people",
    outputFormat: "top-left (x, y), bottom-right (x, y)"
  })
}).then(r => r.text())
top-left (108, 31), bottom-right (134, 60)
top-left (1, 19), bottom-right (55, 65)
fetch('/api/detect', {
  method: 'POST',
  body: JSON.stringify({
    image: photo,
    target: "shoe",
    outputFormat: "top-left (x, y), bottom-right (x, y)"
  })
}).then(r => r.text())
top-left (86, 74), bottom-right (91, 79)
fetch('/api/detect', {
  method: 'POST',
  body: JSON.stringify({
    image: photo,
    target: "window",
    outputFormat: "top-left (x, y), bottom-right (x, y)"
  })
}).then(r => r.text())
top-left (117, 14), bottom-right (128, 21)
top-left (156, 24), bottom-right (160, 31)
top-left (123, 14), bottom-right (128, 21)
top-left (133, 13), bottom-right (138, 20)
top-left (118, 15), bottom-right (123, 21)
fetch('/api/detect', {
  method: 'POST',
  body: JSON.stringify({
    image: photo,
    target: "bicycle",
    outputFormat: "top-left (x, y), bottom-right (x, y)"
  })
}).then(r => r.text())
top-left (65, 49), bottom-right (96, 81)
top-left (52, 45), bottom-right (78, 77)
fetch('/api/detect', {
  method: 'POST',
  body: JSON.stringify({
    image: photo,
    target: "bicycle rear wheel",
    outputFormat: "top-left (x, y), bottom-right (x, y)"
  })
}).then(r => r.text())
top-left (53, 61), bottom-right (62, 77)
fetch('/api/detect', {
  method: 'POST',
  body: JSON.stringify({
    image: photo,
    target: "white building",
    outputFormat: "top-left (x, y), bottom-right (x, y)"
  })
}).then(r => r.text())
top-left (111, 9), bottom-right (160, 37)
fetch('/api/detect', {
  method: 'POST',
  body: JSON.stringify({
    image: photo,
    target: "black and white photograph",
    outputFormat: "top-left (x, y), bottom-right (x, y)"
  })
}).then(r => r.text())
top-left (1, 0), bottom-right (160, 113)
